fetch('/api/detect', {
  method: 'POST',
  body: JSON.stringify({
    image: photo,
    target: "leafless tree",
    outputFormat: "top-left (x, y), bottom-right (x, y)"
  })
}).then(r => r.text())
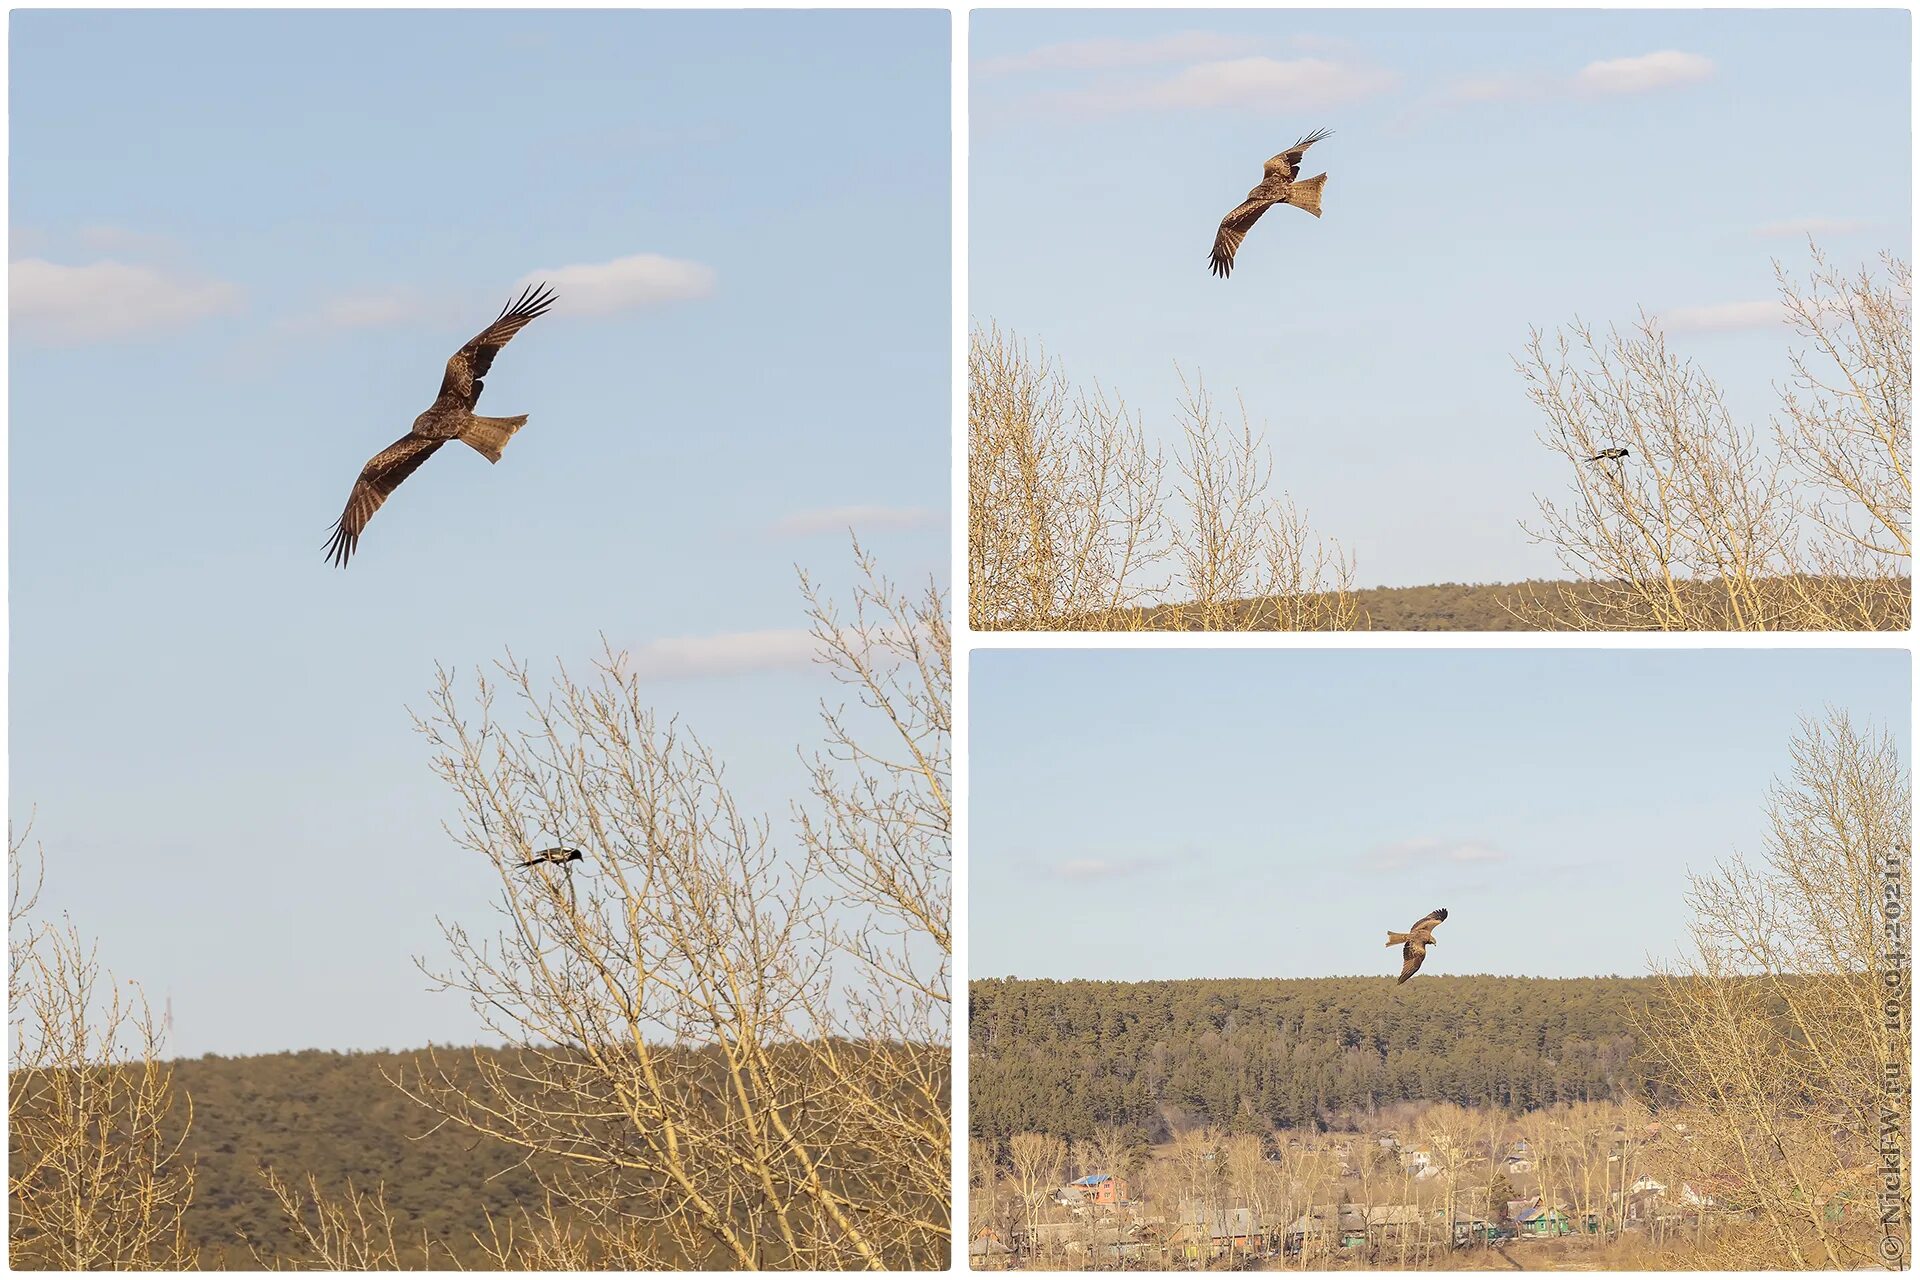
top-left (345, 548), bottom-right (951, 1270)
top-left (970, 326), bottom-right (1358, 631)
top-left (8, 827), bottom-right (199, 1270)
top-left (1640, 710), bottom-right (1909, 1266)
top-left (1519, 246), bottom-right (1911, 630)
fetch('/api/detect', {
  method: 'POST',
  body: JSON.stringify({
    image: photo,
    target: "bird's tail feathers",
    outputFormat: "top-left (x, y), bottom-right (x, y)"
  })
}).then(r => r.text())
top-left (1289, 173), bottom-right (1328, 218)
top-left (1387, 931), bottom-right (1408, 946)
top-left (460, 415), bottom-right (528, 463)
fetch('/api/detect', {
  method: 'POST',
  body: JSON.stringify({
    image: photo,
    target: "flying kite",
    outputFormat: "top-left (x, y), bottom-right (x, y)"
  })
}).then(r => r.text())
top-left (324, 283), bottom-right (557, 566)
top-left (1209, 129), bottom-right (1332, 279)
top-left (1387, 907), bottom-right (1448, 984)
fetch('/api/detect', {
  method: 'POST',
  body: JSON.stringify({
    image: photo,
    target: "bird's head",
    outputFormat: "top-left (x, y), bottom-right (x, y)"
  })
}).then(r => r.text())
top-left (562, 848), bottom-right (584, 862)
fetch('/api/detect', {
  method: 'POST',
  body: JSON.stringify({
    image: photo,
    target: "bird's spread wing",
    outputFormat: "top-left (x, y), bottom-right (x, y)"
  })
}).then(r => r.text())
top-left (1264, 128), bottom-right (1332, 181)
top-left (1210, 200), bottom-right (1271, 278)
top-left (324, 434), bottom-right (445, 567)
top-left (1410, 910), bottom-right (1446, 935)
top-left (1398, 941), bottom-right (1427, 984)
top-left (438, 283), bottom-right (558, 402)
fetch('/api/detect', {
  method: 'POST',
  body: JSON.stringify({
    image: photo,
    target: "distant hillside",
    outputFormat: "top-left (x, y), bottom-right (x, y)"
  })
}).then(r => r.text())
top-left (1349, 582), bottom-right (1567, 631)
top-left (139, 1044), bottom-right (944, 1268)
top-left (162, 1047), bottom-right (546, 1267)
top-left (1110, 577), bottom-right (1910, 631)
top-left (969, 976), bottom-right (1663, 1141)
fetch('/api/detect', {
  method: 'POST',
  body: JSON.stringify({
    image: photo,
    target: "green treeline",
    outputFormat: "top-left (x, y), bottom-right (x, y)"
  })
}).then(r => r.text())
top-left (969, 976), bottom-right (1662, 1141)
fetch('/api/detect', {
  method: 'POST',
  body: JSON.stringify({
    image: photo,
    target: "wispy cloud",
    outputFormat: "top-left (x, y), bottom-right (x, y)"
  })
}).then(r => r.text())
top-left (615, 628), bottom-right (818, 682)
top-left (1362, 837), bottom-right (1508, 873)
top-left (1659, 299), bottom-right (1787, 333)
top-left (11, 258), bottom-right (242, 343)
top-left (1573, 50), bottom-right (1715, 96)
top-left (1053, 855), bottom-right (1167, 882)
top-left (1047, 55), bottom-right (1397, 114)
top-left (1753, 216), bottom-right (1876, 240)
top-left (978, 30), bottom-right (1259, 76)
top-left (770, 505), bottom-right (944, 538)
top-left (516, 252), bottom-right (715, 317)
top-left (1439, 49), bottom-right (1713, 106)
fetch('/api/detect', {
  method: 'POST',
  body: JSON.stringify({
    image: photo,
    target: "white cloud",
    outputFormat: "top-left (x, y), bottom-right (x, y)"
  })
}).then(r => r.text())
top-left (1753, 216), bottom-right (1875, 240)
top-left (1287, 33), bottom-right (1356, 54)
top-left (1121, 56), bottom-right (1397, 111)
top-left (978, 30), bottom-right (1259, 75)
top-left (615, 628), bottom-right (817, 682)
top-left (517, 253), bottom-right (714, 317)
top-left (1037, 56), bottom-right (1394, 115)
top-left (1574, 50), bottom-right (1714, 96)
top-left (11, 258), bottom-right (242, 342)
top-left (771, 505), bottom-right (943, 538)
top-left (1363, 837), bottom-right (1508, 872)
top-left (1658, 299), bottom-right (1787, 333)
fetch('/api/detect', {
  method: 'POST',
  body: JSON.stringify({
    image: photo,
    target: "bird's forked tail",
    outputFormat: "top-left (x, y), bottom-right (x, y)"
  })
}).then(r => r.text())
top-left (1386, 930), bottom-right (1408, 946)
top-left (1289, 173), bottom-right (1328, 218)
top-left (459, 414), bottom-right (528, 463)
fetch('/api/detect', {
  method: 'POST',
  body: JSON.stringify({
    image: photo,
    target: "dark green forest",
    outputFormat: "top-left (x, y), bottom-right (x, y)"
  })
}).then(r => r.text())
top-left (969, 976), bottom-right (1661, 1141)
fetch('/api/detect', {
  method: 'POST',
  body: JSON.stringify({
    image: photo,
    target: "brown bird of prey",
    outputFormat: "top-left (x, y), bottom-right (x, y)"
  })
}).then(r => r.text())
top-left (1386, 907), bottom-right (1448, 984)
top-left (519, 847), bottom-right (584, 869)
top-left (324, 283), bottom-right (557, 566)
top-left (1208, 129), bottom-right (1332, 279)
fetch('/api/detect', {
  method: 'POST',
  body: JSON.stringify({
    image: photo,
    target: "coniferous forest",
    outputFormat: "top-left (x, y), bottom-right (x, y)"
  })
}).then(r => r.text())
top-left (969, 976), bottom-right (1657, 1142)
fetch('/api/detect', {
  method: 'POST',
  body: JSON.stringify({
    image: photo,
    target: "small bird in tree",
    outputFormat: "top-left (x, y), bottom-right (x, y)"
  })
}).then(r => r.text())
top-left (1387, 907), bottom-right (1448, 984)
top-left (1209, 128), bottom-right (1332, 279)
top-left (519, 847), bottom-right (584, 869)
top-left (1587, 448), bottom-right (1631, 463)
top-left (324, 283), bottom-right (558, 567)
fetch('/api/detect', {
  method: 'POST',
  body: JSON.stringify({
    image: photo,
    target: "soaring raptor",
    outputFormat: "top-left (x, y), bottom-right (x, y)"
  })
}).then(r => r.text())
top-left (1386, 907), bottom-right (1448, 984)
top-left (324, 283), bottom-right (557, 566)
top-left (1208, 129), bottom-right (1332, 279)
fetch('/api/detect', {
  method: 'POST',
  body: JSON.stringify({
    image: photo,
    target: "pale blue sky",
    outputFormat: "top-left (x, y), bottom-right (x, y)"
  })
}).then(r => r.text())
top-left (970, 649), bottom-right (1910, 982)
top-left (10, 10), bottom-right (949, 1056)
top-left (972, 9), bottom-right (1911, 586)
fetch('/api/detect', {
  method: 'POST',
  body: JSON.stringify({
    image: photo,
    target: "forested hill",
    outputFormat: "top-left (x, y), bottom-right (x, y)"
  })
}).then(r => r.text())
top-left (969, 976), bottom-right (1662, 1141)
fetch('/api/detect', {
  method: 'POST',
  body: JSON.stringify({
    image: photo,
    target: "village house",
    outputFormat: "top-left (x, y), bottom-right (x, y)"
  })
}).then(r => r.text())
top-left (1516, 1203), bottom-right (1575, 1237)
top-left (1068, 1172), bottom-right (1128, 1206)
top-left (1160, 1203), bottom-right (1266, 1262)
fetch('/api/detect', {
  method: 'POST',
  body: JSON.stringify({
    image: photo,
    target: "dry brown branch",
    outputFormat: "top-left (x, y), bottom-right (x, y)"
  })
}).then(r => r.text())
top-left (9, 831), bottom-right (199, 1270)
top-left (370, 547), bottom-right (950, 1270)
top-left (969, 325), bottom-right (1357, 630)
top-left (1519, 245), bottom-right (1911, 630)
top-left (1639, 711), bottom-right (1910, 1266)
